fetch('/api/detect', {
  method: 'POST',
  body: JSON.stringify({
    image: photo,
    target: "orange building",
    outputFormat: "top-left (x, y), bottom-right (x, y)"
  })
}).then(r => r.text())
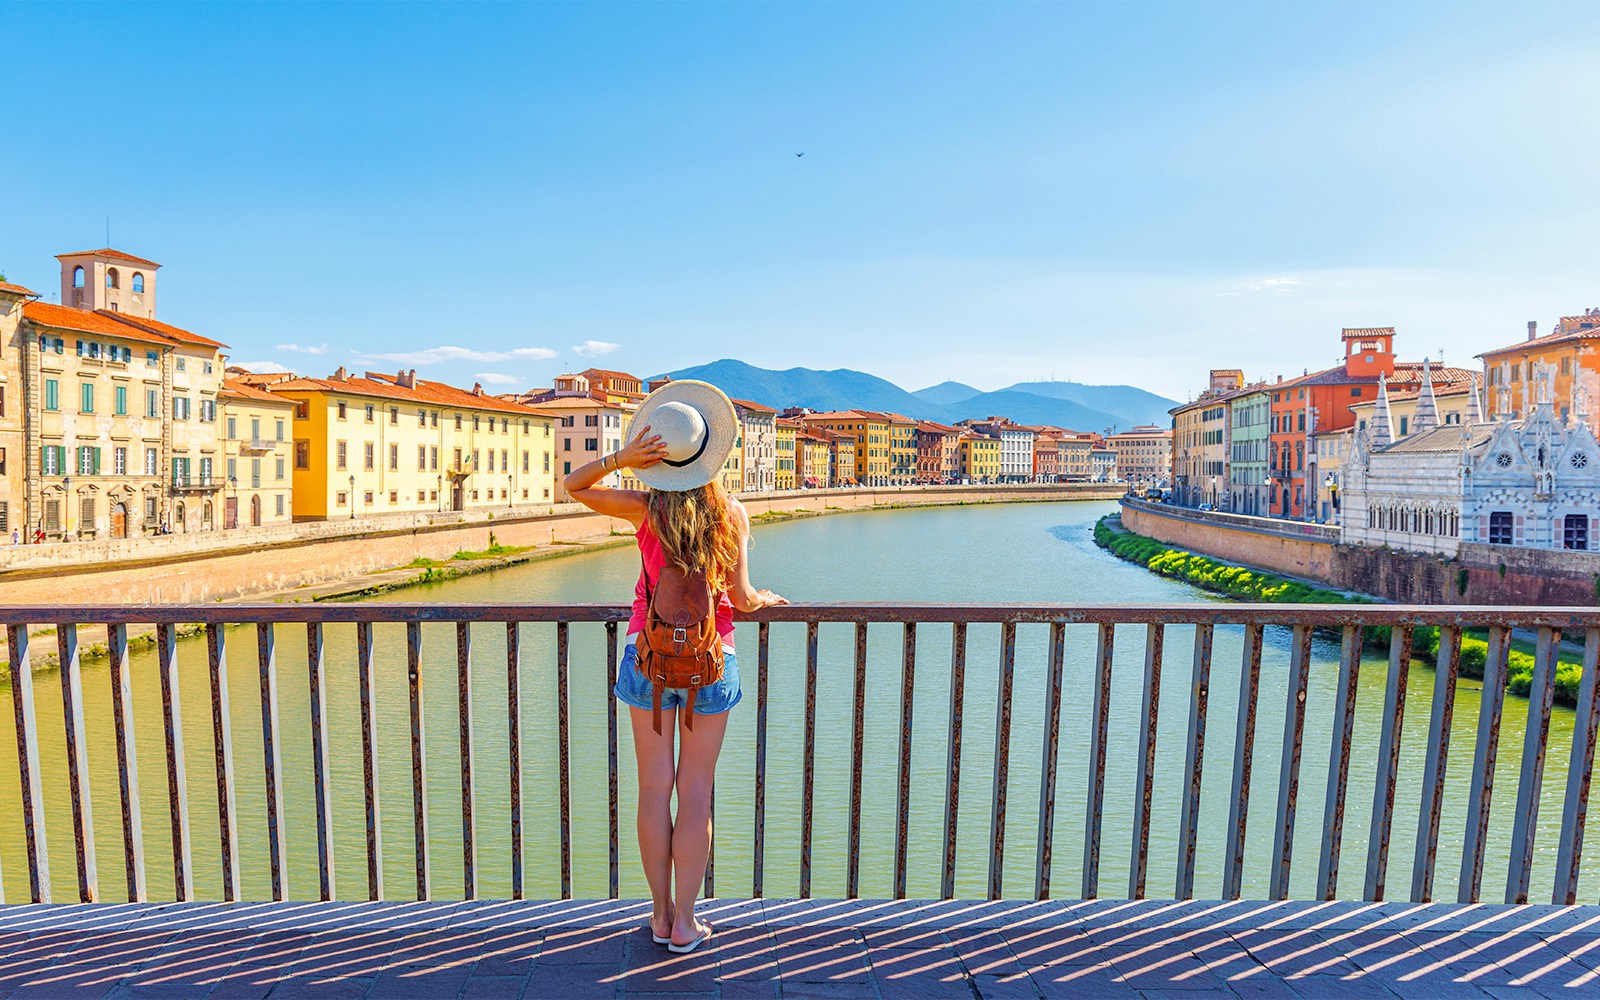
top-left (1479, 313), bottom-right (1600, 435)
top-left (914, 421), bottom-right (962, 481)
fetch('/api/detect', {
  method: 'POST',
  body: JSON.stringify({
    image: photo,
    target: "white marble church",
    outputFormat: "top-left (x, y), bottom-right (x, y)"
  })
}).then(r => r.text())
top-left (1342, 360), bottom-right (1600, 556)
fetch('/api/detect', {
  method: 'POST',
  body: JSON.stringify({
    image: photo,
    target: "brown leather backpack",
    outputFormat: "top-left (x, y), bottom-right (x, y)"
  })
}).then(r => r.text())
top-left (636, 555), bottom-right (725, 734)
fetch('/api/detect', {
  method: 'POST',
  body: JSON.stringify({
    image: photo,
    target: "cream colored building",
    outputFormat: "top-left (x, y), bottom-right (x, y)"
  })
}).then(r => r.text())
top-left (265, 367), bottom-right (556, 519)
top-left (1107, 424), bottom-right (1174, 488)
top-left (538, 394), bottom-right (627, 501)
top-left (10, 250), bottom-right (228, 539)
top-left (220, 379), bottom-right (297, 528)
top-left (734, 399), bottom-right (777, 493)
top-left (774, 417), bottom-right (798, 490)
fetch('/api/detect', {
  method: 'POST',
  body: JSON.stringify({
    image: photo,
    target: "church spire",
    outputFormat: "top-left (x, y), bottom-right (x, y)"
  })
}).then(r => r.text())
top-left (1413, 358), bottom-right (1439, 434)
top-left (1465, 371), bottom-right (1484, 425)
top-left (1371, 376), bottom-right (1394, 447)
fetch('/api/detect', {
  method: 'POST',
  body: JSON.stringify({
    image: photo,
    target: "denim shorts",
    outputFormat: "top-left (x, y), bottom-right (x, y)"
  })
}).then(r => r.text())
top-left (614, 637), bottom-right (742, 717)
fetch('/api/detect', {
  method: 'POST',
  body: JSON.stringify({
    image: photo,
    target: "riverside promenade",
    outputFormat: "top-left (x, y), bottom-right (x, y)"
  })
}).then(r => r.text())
top-left (5, 896), bottom-right (1600, 997)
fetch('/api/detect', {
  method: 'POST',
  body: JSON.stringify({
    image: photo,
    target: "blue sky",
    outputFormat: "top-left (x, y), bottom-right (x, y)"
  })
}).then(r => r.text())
top-left (3, 2), bottom-right (1597, 400)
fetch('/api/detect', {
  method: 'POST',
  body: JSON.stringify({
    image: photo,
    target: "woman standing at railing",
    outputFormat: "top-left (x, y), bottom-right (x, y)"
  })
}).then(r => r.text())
top-left (564, 380), bottom-right (787, 954)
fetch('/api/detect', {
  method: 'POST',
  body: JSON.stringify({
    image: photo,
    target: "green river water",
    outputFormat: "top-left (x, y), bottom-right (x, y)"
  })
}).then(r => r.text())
top-left (0, 500), bottom-right (1590, 904)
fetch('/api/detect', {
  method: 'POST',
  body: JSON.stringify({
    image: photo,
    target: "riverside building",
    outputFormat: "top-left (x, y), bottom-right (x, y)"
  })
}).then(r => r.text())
top-left (1105, 425), bottom-right (1172, 488)
top-left (1169, 369), bottom-right (1242, 508)
top-left (220, 377), bottom-right (297, 528)
top-left (1479, 313), bottom-right (1600, 436)
top-left (2, 249), bottom-right (229, 540)
top-left (802, 411), bottom-right (890, 485)
top-left (267, 367), bottom-right (555, 519)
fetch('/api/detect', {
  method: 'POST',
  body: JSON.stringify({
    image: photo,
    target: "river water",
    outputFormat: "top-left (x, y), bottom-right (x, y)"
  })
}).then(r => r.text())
top-left (0, 500), bottom-right (1589, 904)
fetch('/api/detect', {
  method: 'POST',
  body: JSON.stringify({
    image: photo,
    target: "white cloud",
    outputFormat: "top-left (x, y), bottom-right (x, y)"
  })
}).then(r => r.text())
top-left (572, 340), bottom-right (621, 357)
top-left (473, 372), bottom-right (523, 386)
top-left (227, 360), bottom-right (295, 374)
top-left (275, 342), bottom-right (331, 355)
top-left (357, 345), bottom-right (558, 364)
top-left (1246, 277), bottom-right (1305, 292)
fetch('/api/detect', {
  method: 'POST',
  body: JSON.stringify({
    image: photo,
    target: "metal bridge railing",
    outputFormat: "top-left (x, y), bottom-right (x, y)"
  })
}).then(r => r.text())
top-left (2, 603), bottom-right (1597, 907)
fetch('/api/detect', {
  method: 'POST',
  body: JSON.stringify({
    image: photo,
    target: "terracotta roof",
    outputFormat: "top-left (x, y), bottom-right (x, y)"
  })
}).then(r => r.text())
top-left (580, 367), bottom-right (642, 383)
top-left (776, 417), bottom-right (806, 430)
top-left (915, 421), bottom-right (961, 434)
top-left (221, 379), bottom-right (297, 405)
top-left (100, 311), bottom-right (226, 349)
top-left (1478, 324), bottom-right (1600, 359)
top-left (363, 371), bottom-right (559, 418)
top-left (0, 281), bottom-right (39, 297)
top-left (22, 301), bottom-right (172, 345)
top-left (523, 394), bottom-right (623, 411)
top-left (56, 248), bottom-right (161, 267)
top-left (799, 411), bottom-right (876, 422)
top-left (732, 398), bottom-right (777, 414)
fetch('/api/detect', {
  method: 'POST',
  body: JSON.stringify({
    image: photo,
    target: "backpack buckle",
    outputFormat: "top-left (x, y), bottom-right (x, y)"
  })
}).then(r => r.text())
top-left (673, 627), bottom-right (687, 643)
top-left (690, 673), bottom-right (701, 685)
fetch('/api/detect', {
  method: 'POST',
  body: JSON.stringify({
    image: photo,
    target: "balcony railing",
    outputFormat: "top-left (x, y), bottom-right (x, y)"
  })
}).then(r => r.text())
top-left (169, 474), bottom-right (221, 491)
top-left (2, 603), bottom-right (1596, 908)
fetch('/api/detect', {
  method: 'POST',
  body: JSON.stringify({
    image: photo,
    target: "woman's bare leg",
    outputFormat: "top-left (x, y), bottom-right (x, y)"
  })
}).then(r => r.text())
top-left (631, 705), bottom-right (678, 938)
top-left (670, 708), bottom-right (729, 944)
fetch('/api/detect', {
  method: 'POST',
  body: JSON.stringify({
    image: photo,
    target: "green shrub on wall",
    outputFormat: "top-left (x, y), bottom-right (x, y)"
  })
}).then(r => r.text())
top-left (1098, 515), bottom-right (1587, 708)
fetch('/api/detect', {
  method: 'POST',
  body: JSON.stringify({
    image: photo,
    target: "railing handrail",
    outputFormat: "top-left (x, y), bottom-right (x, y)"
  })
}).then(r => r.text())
top-left (2, 602), bottom-right (1598, 628)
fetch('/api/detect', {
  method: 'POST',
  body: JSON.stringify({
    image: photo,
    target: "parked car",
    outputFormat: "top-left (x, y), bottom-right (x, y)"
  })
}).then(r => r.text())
top-left (1198, 503), bottom-right (1216, 512)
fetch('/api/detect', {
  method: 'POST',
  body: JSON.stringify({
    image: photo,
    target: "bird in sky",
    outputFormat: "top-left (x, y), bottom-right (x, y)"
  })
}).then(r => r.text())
top-left (796, 152), bottom-right (804, 158)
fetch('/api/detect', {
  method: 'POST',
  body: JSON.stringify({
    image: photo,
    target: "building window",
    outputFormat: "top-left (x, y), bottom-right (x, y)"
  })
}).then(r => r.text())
top-left (173, 396), bottom-right (191, 421)
top-left (1565, 515), bottom-right (1589, 551)
top-left (419, 409), bottom-right (427, 427)
top-left (114, 447), bottom-right (127, 475)
top-left (363, 491), bottom-right (374, 505)
top-left (250, 418), bottom-right (260, 441)
top-left (199, 399), bottom-right (215, 422)
top-left (1489, 511), bottom-right (1514, 545)
top-left (114, 385), bottom-right (127, 415)
top-left (295, 400), bottom-right (309, 419)
top-left (389, 407), bottom-right (398, 425)
top-left (455, 414), bottom-right (463, 430)
top-left (418, 445), bottom-right (427, 471)
top-left (337, 401), bottom-right (348, 420)
top-left (337, 492), bottom-right (348, 507)
top-left (1399, 416), bottom-right (1409, 437)
top-left (365, 404), bottom-right (375, 422)
top-left (295, 441), bottom-right (310, 469)
top-left (44, 379), bottom-right (59, 411)
top-left (176, 357), bottom-right (186, 372)
top-left (146, 349), bottom-right (158, 367)
top-left (430, 447), bottom-right (437, 470)
top-left (276, 419), bottom-right (285, 441)
top-left (72, 266), bottom-right (84, 289)
top-left (132, 273), bottom-right (144, 293)
top-left (364, 443), bottom-right (374, 470)
top-left (275, 495), bottom-right (284, 516)
top-left (275, 457), bottom-right (285, 480)
top-left (389, 444), bottom-right (398, 470)
top-left (81, 383), bottom-right (94, 413)
top-left (145, 448), bottom-right (158, 475)
top-left (107, 267), bottom-right (120, 289)
top-left (389, 490), bottom-right (398, 505)
top-left (336, 441), bottom-right (348, 470)
top-left (586, 438), bottom-right (598, 451)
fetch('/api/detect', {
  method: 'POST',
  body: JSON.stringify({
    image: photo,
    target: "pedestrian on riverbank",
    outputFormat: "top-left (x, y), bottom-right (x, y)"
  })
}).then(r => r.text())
top-left (564, 379), bottom-right (786, 955)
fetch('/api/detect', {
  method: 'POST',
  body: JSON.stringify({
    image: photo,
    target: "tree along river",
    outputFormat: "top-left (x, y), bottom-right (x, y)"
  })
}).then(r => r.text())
top-left (0, 500), bottom-right (1590, 904)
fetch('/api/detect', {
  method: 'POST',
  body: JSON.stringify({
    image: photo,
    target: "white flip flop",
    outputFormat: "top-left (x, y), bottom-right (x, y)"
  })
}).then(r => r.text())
top-left (667, 921), bottom-right (714, 954)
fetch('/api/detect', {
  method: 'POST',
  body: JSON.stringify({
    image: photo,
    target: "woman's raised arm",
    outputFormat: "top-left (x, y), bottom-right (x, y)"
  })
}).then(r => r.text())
top-left (563, 424), bottom-right (667, 526)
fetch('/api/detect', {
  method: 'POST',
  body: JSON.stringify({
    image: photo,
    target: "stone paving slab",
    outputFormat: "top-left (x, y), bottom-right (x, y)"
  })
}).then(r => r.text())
top-left (0, 898), bottom-right (1596, 997)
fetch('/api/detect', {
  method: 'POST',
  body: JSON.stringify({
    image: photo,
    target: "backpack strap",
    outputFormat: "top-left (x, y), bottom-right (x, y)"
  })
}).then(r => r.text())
top-left (653, 681), bottom-right (664, 736)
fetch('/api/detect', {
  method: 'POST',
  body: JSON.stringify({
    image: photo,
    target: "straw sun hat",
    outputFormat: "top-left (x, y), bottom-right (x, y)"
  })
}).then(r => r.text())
top-left (629, 380), bottom-right (738, 492)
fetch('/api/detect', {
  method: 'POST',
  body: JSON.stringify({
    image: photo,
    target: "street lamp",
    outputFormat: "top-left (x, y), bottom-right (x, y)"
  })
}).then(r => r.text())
top-left (506, 473), bottom-right (512, 510)
top-left (436, 474), bottom-right (443, 513)
top-left (348, 474), bottom-right (356, 520)
top-left (63, 475), bottom-right (73, 541)
top-left (227, 476), bottom-right (238, 529)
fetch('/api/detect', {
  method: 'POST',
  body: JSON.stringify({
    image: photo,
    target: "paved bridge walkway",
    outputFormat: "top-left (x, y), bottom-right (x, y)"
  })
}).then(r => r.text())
top-left (2, 897), bottom-right (1598, 999)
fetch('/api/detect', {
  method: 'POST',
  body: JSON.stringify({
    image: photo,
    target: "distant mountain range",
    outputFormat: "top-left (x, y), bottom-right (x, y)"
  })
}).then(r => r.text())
top-left (650, 359), bottom-right (1178, 431)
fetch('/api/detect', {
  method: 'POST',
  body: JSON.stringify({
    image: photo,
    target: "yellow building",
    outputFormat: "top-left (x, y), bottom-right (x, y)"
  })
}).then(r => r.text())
top-left (774, 417), bottom-right (799, 490)
top-left (795, 426), bottom-right (833, 488)
top-left (803, 411), bottom-right (890, 485)
top-left (958, 432), bottom-right (1002, 481)
top-left (876, 412), bottom-right (919, 484)
top-left (220, 379), bottom-right (297, 528)
top-left (1479, 314), bottom-right (1600, 434)
top-left (265, 367), bottom-right (555, 520)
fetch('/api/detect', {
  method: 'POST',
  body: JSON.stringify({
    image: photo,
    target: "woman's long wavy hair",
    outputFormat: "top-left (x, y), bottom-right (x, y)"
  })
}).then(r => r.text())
top-left (646, 480), bottom-right (740, 592)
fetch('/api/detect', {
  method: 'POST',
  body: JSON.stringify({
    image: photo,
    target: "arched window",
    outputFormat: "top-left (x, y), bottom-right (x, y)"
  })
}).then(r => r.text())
top-left (132, 272), bottom-right (144, 293)
top-left (72, 266), bottom-right (85, 289)
top-left (107, 267), bottom-right (120, 289)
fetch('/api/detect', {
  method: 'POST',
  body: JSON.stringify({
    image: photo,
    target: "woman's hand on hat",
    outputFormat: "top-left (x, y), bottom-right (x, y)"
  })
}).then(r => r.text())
top-left (618, 426), bottom-right (669, 469)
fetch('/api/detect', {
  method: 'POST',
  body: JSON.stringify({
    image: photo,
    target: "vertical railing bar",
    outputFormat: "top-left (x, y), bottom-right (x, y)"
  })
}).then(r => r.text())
top-left (846, 622), bottom-right (868, 899)
top-left (1081, 622), bottom-right (1114, 899)
top-left (987, 621), bottom-right (1015, 901)
top-left (457, 622), bottom-right (479, 901)
top-left (1223, 623), bottom-right (1264, 901)
top-left (57, 624), bottom-right (98, 902)
top-left (106, 624), bottom-right (145, 902)
top-left (8, 624), bottom-right (50, 904)
top-left (1176, 624), bottom-right (1213, 901)
top-left (606, 621), bottom-right (620, 901)
top-left (1129, 623), bottom-right (1164, 900)
top-left (508, 621), bottom-right (524, 901)
top-left (1412, 626), bottom-right (1462, 903)
top-left (1269, 624), bottom-right (1313, 901)
top-left (257, 622), bottom-right (288, 901)
top-left (1459, 626), bottom-right (1510, 904)
top-left (356, 621), bottom-right (384, 901)
top-left (307, 622), bottom-right (335, 902)
top-left (1506, 626), bottom-right (1560, 905)
top-left (897, 622), bottom-right (919, 900)
top-left (799, 619), bottom-right (818, 898)
top-left (156, 623), bottom-right (192, 901)
top-left (1316, 625), bottom-right (1361, 901)
top-left (1555, 627), bottom-right (1600, 905)
top-left (1033, 621), bottom-right (1063, 901)
top-left (556, 621), bottom-right (572, 900)
top-left (944, 621), bottom-right (970, 901)
top-left (752, 621), bottom-right (770, 899)
top-left (405, 621), bottom-right (429, 901)
top-left (206, 623), bottom-right (239, 902)
top-left (1364, 624), bottom-right (1413, 902)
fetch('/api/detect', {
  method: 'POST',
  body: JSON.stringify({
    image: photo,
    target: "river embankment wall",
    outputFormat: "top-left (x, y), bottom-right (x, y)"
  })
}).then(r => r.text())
top-left (1121, 499), bottom-right (1600, 606)
top-left (0, 484), bottom-right (1119, 605)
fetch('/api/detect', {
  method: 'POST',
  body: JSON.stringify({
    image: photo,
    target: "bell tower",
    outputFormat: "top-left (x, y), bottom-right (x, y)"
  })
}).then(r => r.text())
top-left (1341, 327), bottom-right (1396, 378)
top-left (56, 248), bottom-right (160, 319)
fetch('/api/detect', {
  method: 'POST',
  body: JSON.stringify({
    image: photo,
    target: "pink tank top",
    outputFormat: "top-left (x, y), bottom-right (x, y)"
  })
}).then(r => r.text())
top-left (628, 517), bottom-right (735, 639)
